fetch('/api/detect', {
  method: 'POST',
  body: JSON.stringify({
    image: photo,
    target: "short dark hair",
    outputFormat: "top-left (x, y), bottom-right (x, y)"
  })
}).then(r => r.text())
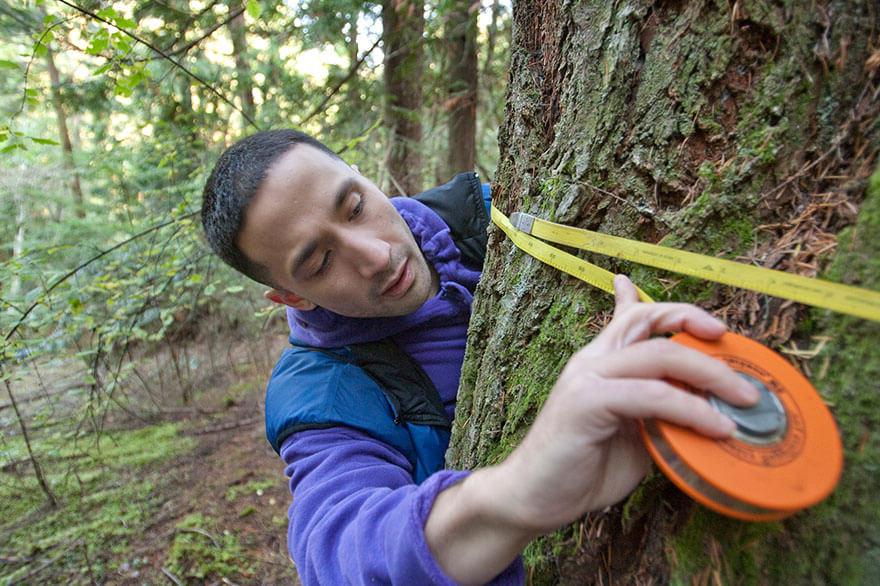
top-left (201, 129), bottom-right (340, 287)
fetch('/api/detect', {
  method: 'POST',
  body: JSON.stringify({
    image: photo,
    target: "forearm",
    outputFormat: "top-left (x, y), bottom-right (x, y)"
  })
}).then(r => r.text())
top-left (425, 463), bottom-right (539, 585)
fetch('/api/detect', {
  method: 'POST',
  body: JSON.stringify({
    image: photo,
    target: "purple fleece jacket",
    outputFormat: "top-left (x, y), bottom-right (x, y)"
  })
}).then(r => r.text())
top-left (279, 197), bottom-right (525, 584)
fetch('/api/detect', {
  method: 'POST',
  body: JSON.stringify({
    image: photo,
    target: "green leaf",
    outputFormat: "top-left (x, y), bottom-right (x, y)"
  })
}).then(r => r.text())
top-left (114, 35), bottom-right (132, 53)
top-left (97, 7), bottom-right (117, 20)
top-left (0, 60), bottom-right (19, 70)
top-left (86, 29), bottom-right (110, 55)
top-left (246, 0), bottom-right (261, 19)
top-left (224, 285), bottom-right (245, 294)
top-left (68, 297), bottom-right (83, 315)
top-left (93, 61), bottom-right (113, 76)
top-left (30, 136), bottom-right (60, 145)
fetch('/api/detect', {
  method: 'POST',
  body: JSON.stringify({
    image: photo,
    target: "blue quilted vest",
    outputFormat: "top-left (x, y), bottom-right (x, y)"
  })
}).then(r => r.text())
top-left (264, 173), bottom-right (490, 483)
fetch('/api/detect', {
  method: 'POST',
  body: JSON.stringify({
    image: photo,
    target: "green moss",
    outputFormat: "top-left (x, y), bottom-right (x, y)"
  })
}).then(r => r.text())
top-left (165, 513), bottom-right (254, 582)
top-left (523, 527), bottom-right (578, 586)
top-left (756, 164), bottom-right (880, 583)
top-left (0, 423), bottom-right (191, 583)
top-left (669, 509), bottom-right (784, 584)
top-left (225, 477), bottom-right (275, 502)
top-left (484, 295), bottom-right (603, 464)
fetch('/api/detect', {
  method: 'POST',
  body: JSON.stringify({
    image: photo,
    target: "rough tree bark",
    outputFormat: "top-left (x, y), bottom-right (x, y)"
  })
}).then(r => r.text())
top-left (448, 1), bottom-right (880, 583)
top-left (445, 0), bottom-right (478, 178)
top-left (383, 0), bottom-right (424, 195)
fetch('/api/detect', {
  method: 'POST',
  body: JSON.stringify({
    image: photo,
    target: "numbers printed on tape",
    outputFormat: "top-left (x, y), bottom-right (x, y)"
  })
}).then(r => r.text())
top-left (492, 206), bottom-right (880, 321)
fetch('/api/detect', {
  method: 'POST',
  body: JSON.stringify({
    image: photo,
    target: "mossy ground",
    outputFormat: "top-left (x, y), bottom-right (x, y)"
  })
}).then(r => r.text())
top-left (0, 423), bottom-right (189, 584)
top-left (0, 338), bottom-right (295, 585)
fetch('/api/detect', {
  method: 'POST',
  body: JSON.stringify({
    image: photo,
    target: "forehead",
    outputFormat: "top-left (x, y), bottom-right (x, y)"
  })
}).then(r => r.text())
top-left (258, 144), bottom-right (349, 205)
top-left (236, 144), bottom-right (352, 263)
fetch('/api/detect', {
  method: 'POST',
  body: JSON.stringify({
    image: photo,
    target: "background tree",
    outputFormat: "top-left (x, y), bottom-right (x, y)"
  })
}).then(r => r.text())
top-left (444, 0), bottom-right (478, 178)
top-left (449, 0), bottom-right (880, 583)
top-left (382, 0), bottom-right (424, 194)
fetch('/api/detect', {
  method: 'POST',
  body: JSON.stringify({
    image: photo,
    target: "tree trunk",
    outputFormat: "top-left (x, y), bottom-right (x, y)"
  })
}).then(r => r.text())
top-left (346, 12), bottom-right (361, 109)
top-left (11, 174), bottom-right (25, 296)
top-left (481, 0), bottom-right (502, 81)
top-left (445, 0), bottom-right (478, 178)
top-left (229, 4), bottom-right (256, 127)
top-left (448, 1), bottom-right (880, 583)
top-left (382, 0), bottom-right (424, 195)
top-left (45, 49), bottom-right (85, 219)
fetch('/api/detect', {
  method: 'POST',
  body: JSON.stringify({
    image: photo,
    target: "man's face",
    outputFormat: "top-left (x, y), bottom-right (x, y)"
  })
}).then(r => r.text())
top-left (236, 144), bottom-right (438, 318)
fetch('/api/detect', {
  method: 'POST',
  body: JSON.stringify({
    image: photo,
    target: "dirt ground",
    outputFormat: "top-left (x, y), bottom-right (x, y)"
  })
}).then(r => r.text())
top-left (113, 403), bottom-right (300, 585)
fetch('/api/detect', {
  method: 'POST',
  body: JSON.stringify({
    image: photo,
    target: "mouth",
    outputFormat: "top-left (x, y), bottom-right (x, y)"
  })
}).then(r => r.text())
top-left (380, 257), bottom-right (414, 299)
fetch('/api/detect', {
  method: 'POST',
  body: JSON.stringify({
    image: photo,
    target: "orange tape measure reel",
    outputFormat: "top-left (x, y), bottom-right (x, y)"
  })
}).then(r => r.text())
top-left (640, 332), bottom-right (843, 521)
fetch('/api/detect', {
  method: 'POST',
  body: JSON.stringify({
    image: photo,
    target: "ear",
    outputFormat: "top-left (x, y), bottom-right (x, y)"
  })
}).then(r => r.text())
top-left (264, 289), bottom-right (317, 311)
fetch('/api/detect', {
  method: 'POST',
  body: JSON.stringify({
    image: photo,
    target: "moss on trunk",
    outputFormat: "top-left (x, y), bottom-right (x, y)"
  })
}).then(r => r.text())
top-left (449, 0), bottom-right (880, 582)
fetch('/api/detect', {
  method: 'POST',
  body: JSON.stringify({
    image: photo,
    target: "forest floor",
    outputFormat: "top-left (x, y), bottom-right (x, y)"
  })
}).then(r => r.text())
top-left (0, 324), bottom-right (301, 585)
top-left (114, 401), bottom-right (299, 585)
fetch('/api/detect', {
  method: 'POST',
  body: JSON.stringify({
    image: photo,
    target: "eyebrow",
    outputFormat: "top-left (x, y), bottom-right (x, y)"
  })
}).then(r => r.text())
top-left (289, 177), bottom-right (357, 277)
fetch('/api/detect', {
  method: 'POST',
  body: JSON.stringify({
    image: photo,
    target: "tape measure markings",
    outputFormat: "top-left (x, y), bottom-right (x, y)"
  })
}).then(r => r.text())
top-left (492, 205), bottom-right (653, 302)
top-left (494, 206), bottom-right (880, 322)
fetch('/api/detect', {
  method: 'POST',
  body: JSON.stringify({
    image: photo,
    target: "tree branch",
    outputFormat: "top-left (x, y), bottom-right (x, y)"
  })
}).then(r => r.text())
top-left (2, 211), bottom-right (198, 346)
top-left (299, 34), bottom-right (383, 126)
top-left (52, 0), bottom-right (259, 130)
top-left (137, 6), bottom-right (246, 62)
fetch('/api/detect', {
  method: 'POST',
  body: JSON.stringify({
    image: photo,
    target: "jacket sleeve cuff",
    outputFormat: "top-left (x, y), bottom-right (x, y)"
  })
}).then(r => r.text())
top-left (407, 470), bottom-right (526, 585)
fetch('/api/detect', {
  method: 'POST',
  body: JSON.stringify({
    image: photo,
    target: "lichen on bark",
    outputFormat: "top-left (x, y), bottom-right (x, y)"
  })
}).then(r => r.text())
top-left (449, 0), bottom-right (880, 582)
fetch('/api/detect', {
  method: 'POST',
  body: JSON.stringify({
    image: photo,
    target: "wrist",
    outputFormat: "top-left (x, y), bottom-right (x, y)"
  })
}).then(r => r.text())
top-left (424, 465), bottom-right (538, 584)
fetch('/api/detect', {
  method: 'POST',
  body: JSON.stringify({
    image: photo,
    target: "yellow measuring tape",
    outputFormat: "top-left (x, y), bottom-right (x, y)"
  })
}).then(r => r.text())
top-left (490, 205), bottom-right (880, 322)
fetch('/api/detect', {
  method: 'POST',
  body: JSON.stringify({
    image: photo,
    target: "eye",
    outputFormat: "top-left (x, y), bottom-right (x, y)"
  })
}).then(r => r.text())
top-left (349, 195), bottom-right (364, 220)
top-left (314, 251), bottom-right (332, 276)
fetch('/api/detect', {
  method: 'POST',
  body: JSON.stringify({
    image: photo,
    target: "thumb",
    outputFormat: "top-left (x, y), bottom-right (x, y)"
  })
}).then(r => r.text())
top-left (613, 274), bottom-right (641, 316)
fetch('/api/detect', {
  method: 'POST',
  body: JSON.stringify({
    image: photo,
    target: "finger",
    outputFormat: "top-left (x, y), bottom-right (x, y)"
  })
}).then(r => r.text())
top-left (591, 302), bottom-right (727, 352)
top-left (613, 274), bottom-right (641, 315)
top-left (642, 305), bottom-right (726, 342)
top-left (587, 338), bottom-right (759, 405)
top-left (595, 378), bottom-right (737, 437)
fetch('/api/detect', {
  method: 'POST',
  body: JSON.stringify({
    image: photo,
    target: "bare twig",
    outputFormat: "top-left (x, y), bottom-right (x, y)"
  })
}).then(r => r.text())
top-left (176, 526), bottom-right (220, 547)
top-left (300, 34), bottom-right (383, 126)
top-left (161, 566), bottom-right (184, 586)
top-left (1, 366), bottom-right (57, 507)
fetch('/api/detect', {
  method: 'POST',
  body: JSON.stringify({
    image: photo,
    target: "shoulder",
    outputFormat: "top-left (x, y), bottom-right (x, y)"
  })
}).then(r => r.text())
top-left (413, 172), bottom-right (489, 269)
top-left (265, 346), bottom-right (406, 453)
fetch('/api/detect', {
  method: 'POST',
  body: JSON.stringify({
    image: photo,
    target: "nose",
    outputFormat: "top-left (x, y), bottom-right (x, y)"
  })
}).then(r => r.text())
top-left (342, 232), bottom-right (391, 278)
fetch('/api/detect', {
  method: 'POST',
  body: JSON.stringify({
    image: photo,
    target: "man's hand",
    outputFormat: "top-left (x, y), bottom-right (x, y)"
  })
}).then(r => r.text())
top-left (425, 275), bottom-right (758, 584)
top-left (497, 274), bottom-right (758, 532)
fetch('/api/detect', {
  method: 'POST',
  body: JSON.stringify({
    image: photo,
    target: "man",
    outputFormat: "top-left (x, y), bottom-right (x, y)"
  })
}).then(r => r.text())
top-left (201, 129), bottom-right (757, 584)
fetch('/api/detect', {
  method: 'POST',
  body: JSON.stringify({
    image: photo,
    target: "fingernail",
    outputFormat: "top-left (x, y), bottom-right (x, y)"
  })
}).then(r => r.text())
top-left (741, 380), bottom-right (760, 402)
top-left (719, 415), bottom-right (737, 435)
